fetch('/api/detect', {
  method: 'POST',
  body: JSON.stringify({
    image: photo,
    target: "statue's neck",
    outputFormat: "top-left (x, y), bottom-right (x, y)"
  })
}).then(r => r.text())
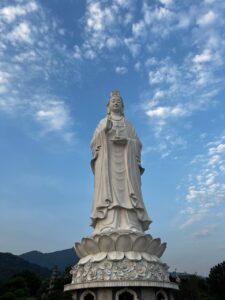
top-left (110, 112), bottom-right (123, 121)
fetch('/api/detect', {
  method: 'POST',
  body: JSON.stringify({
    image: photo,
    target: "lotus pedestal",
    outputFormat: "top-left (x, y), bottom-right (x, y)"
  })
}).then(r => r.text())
top-left (64, 231), bottom-right (178, 300)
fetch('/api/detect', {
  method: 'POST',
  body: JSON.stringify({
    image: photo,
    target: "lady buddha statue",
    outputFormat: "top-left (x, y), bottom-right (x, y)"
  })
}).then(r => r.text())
top-left (90, 91), bottom-right (151, 234)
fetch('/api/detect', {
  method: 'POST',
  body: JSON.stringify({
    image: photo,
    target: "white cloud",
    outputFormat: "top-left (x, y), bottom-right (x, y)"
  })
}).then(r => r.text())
top-left (142, 3), bottom-right (175, 37)
top-left (114, 0), bottom-right (132, 8)
top-left (154, 90), bottom-right (165, 99)
top-left (180, 207), bottom-right (207, 229)
top-left (115, 66), bottom-right (127, 74)
top-left (148, 64), bottom-right (180, 85)
top-left (186, 187), bottom-right (206, 202)
top-left (0, 86), bottom-right (8, 94)
top-left (132, 21), bottom-right (146, 38)
top-left (193, 224), bottom-right (218, 239)
top-left (106, 37), bottom-right (119, 49)
top-left (209, 144), bottom-right (225, 155)
top-left (81, 0), bottom-right (136, 57)
top-left (35, 100), bottom-right (72, 132)
top-left (197, 11), bottom-right (216, 27)
top-left (193, 49), bottom-right (211, 64)
top-left (84, 48), bottom-right (96, 60)
top-left (0, 1), bottom-right (76, 142)
top-left (134, 61), bottom-right (141, 71)
top-left (124, 38), bottom-right (140, 57)
top-left (73, 45), bottom-right (82, 60)
top-left (124, 13), bottom-right (133, 25)
top-left (176, 13), bottom-right (191, 29)
top-left (14, 51), bottom-right (37, 62)
top-left (152, 7), bottom-right (173, 21)
top-left (220, 165), bottom-right (225, 173)
top-left (87, 3), bottom-right (108, 32)
top-left (179, 134), bottom-right (225, 229)
top-left (159, 0), bottom-right (173, 6)
top-left (145, 57), bottom-right (157, 67)
top-left (0, 71), bottom-right (10, 84)
top-left (7, 22), bottom-right (32, 44)
top-left (0, 1), bottom-right (38, 23)
top-left (146, 105), bottom-right (187, 118)
top-left (208, 155), bottom-right (220, 166)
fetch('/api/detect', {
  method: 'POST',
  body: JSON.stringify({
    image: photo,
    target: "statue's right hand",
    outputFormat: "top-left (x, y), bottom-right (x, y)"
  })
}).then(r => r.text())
top-left (104, 118), bottom-right (113, 133)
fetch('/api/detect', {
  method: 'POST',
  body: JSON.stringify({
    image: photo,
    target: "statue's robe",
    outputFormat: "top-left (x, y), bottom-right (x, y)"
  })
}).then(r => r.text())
top-left (90, 117), bottom-right (151, 233)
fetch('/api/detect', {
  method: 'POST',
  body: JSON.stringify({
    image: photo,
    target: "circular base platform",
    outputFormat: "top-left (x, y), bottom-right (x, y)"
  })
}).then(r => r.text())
top-left (65, 279), bottom-right (178, 291)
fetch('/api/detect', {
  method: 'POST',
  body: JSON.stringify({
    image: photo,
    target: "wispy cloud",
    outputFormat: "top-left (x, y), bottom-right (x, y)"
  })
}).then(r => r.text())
top-left (138, 0), bottom-right (225, 157)
top-left (193, 224), bottom-right (218, 239)
top-left (115, 66), bottom-right (127, 74)
top-left (146, 105), bottom-right (187, 118)
top-left (197, 10), bottom-right (216, 27)
top-left (179, 133), bottom-right (225, 229)
top-left (0, 0), bottom-right (77, 142)
top-left (7, 21), bottom-right (32, 43)
top-left (34, 99), bottom-right (73, 140)
top-left (0, 1), bottom-right (38, 23)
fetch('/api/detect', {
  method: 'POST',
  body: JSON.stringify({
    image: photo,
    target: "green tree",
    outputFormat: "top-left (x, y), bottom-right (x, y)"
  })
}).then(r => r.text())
top-left (0, 270), bottom-right (41, 299)
top-left (15, 270), bottom-right (41, 296)
top-left (178, 274), bottom-right (210, 300)
top-left (208, 261), bottom-right (225, 300)
top-left (40, 266), bottom-right (73, 300)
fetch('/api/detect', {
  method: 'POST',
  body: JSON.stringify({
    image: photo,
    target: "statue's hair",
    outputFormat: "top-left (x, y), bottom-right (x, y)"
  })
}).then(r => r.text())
top-left (106, 90), bottom-right (124, 116)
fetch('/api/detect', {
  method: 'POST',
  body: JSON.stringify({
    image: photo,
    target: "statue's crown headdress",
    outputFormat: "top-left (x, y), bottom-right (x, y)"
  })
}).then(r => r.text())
top-left (110, 90), bottom-right (121, 98)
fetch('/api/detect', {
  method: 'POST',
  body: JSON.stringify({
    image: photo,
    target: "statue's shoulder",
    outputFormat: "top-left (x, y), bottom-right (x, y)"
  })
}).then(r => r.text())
top-left (94, 117), bottom-right (107, 131)
top-left (98, 117), bottom-right (107, 127)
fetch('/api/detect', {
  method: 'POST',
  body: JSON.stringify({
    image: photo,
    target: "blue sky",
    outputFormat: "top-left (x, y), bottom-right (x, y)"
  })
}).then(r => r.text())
top-left (0, 0), bottom-right (225, 276)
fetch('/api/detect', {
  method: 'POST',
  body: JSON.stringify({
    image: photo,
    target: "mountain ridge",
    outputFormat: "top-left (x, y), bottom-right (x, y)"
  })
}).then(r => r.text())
top-left (0, 252), bottom-right (50, 282)
top-left (20, 247), bottom-right (79, 271)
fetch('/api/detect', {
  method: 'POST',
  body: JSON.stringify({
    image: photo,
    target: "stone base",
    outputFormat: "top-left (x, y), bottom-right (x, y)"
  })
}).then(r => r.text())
top-left (64, 285), bottom-right (178, 300)
top-left (64, 257), bottom-right (178, 299)
top-left (69, 257), bottom-right (170, 284)
top-left (65, 232), bottom-right (178, 299)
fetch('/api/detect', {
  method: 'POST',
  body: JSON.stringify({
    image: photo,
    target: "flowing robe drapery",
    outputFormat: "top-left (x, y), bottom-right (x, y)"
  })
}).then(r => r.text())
top-left (90, 117), bottom-right (151, 233)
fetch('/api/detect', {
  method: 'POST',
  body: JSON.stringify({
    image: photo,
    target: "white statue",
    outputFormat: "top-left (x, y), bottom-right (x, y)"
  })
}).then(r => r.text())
top-left (90, 91), bottom-right (151, 234)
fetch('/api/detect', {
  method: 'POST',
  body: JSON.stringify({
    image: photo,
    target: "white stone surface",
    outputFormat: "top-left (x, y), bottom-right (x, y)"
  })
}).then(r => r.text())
top-left (64, 91), bottom-right (178, 294)
top-left (90, 91), bottom-right (151, 234)
top-left (64, 280), bottom-right (179, 291)
top-left (71, 257), bottom-right (169, 284)
top-left (74, 229), bottom-right (166, 259)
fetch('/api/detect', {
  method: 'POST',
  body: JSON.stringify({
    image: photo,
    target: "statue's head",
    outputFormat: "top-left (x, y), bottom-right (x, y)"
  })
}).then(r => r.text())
top-left (107, 90), bottom-right (124, 116)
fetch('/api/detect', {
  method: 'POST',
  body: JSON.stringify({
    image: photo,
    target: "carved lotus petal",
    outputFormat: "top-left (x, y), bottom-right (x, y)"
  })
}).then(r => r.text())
top-left (92, 252), bottom-right (107, 262)
top-left (110, 232), bottom-right (120, 241)
top-left (146, 234), bottom-right (153, 242)
top-left (92, 234), bottom-right (100, 242)
top-left (116, 235), bottom-right (132, 251)
top-left (141, 252), bottom-right (152, 262)
top-left (82, 238), bottom-right (99, 254)
top-left (155, 242), bottom-right (166, 258)
top-left (79, 254), bottom-right (92, 265)
top-left (129, 232), bottom-right (141, 241)
top-left (75, 242), bottom-right (88, 258)
top-left (147, 238), bottom-right (161, 255)
top-left (151, 255), bottom-right (159, 262)
top-left (133, 235), bottom-right (149, 252)
top-left (142, 253), bottom-right (159, 262)
top-left (108, 251), bottom-right (124, 261)
top-left (98, 235), bottom-right (115, 252)
top-left (143, 234), bottom-right (153, 251)
top-left (125, 251), bottom-right (142, 261)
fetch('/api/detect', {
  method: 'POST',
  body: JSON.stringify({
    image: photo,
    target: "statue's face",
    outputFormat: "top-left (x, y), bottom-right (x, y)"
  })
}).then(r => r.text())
top-left (109, 96), bottom-right (122, 114)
